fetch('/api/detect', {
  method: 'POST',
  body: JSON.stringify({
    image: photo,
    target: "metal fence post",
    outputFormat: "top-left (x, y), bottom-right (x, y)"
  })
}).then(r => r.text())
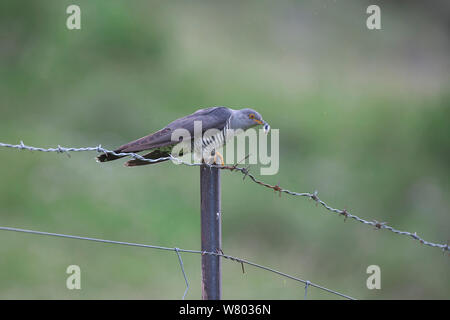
top-left (200, 164), bottom-right (222, 300)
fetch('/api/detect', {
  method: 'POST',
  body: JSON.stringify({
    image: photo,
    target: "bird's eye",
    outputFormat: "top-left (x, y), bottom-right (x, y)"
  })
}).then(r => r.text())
top-left (249, 113), bottom-right (255, 119)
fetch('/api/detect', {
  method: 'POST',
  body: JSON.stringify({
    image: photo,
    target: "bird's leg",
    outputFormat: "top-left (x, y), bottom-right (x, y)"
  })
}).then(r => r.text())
top-left (213, 151), bottom-right (224, 166)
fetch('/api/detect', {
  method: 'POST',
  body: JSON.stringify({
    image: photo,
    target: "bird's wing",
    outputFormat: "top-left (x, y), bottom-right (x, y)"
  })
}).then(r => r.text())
top-left (117, 106), bottom-right (232, 153)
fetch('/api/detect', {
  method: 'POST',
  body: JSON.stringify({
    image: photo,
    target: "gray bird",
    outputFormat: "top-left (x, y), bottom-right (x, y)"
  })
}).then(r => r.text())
top-left (97, 106), bottom-right (270, 166)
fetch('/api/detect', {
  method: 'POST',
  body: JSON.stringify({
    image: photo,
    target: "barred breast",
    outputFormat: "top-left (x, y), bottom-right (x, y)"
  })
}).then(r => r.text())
top-left (193, 121), bottom-right (233, 161)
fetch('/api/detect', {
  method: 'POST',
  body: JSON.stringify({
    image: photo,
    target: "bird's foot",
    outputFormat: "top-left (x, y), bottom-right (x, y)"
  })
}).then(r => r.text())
top-left (213, 151), bottom-right (224, 166)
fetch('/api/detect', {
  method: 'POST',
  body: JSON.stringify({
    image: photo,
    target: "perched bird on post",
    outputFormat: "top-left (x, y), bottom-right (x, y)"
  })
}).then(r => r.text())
top-left (96, 106), bottom-right (270, 166)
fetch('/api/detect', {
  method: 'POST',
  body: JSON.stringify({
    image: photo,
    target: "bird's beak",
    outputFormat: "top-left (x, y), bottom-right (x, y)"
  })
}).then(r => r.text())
top-left (253, 119), bottom-right (270, 134)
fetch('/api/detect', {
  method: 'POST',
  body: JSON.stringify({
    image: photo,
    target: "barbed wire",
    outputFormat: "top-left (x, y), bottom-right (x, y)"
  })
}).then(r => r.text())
top-left (218, 165), bottom-right (450, 253)
top-left (0, 226), bottom-right (355, 300)
top-left (1, 141), bottom-right (448, 254)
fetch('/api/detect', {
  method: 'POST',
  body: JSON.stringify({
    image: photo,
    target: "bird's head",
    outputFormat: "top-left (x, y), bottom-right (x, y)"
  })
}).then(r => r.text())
top-left (230, 108), bottom-right (270, 133)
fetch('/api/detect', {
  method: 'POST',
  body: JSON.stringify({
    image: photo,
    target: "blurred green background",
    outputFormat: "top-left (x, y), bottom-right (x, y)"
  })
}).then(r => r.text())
top-left (0, 0), bottom-right (449, 299)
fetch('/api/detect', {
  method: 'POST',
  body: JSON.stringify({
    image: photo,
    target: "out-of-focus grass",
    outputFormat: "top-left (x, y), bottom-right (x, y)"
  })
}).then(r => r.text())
top-left (0, 0), bottom-right (449, 299)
